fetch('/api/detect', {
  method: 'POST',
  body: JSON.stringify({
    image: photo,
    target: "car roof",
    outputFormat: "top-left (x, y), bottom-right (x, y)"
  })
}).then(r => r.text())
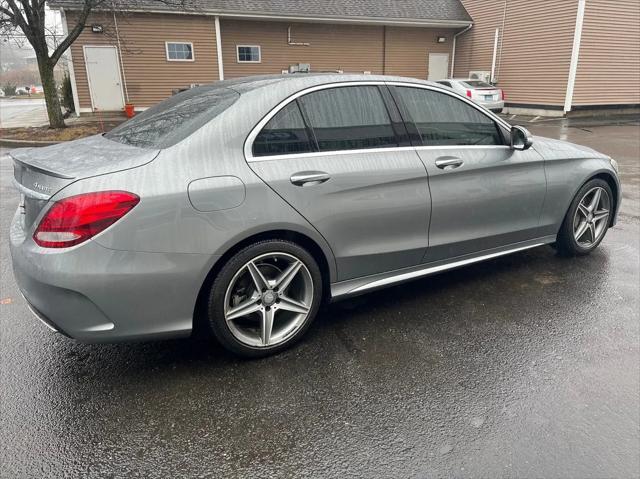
top-left (211, 73), bottom-right (444, 94)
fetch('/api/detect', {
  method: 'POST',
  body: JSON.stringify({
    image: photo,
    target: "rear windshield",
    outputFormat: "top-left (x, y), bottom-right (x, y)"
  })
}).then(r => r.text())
top-left (462, 80), bottom-right (494, 89)
top-left (106, 85), bottom-right (240, 148)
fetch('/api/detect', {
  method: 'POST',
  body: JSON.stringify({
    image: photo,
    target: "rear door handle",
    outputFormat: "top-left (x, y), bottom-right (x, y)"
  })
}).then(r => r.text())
top-left (290, 171), bottom-right (331, 186)
top-left (435, 156), bottom-right (464, 170)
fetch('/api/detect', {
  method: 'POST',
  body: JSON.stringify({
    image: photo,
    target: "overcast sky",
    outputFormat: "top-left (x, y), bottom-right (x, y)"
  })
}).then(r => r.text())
top-left (2, 5), bottom-right (63, 56)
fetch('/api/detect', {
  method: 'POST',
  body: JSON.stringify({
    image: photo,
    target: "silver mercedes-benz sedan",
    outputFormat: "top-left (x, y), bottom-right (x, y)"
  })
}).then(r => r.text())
top-left (10, 74), bottom-right (621, 357)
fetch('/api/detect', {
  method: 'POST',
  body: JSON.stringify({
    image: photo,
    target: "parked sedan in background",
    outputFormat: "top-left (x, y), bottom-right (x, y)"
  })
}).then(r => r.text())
top-left (436, 78), bottom-right (505, 112)
top-left (9, 74), bottom-right (620, 357)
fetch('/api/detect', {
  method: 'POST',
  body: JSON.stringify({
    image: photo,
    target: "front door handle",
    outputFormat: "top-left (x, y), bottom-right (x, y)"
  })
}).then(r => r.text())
top-left (435, 157), bottom-right (464, 170)
top-left (290, 171), bottom-right (331, 186)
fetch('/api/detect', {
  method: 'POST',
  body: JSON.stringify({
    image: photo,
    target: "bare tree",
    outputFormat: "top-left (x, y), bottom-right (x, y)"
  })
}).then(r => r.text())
top-left (0, 1), bottom-right (191, 128)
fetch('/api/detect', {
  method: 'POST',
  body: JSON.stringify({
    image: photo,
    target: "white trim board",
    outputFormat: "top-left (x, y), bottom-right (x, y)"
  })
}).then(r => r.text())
top-left (564, 0), bottom-right (586, 113)
top-left (59, 8), bottom-right (81, 116)
top-left (215, 16), bottom-right (224, 80)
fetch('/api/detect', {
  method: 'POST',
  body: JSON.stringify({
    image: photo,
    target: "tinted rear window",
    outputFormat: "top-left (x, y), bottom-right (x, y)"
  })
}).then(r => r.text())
top-left (298, 86), bottom-right (398, 152)
top-left (253, 101), bottom-right (314, 157)
top-left (106, 86), bottom-right (239, 149)
top-left (462, 80), bottom-right (494, 89)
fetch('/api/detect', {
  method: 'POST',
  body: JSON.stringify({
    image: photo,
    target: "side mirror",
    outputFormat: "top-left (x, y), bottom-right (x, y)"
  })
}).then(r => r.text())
top-left (510, 125), bottom-right (533, 151)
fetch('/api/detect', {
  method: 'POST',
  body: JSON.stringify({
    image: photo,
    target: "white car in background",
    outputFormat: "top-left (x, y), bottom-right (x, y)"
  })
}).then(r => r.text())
top-left (436, 79), bottom-right (505, 113)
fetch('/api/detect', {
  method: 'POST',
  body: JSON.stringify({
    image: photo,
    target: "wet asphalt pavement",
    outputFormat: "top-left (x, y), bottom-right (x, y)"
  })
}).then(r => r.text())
top-left (1, 116), bottom-right (639, 478)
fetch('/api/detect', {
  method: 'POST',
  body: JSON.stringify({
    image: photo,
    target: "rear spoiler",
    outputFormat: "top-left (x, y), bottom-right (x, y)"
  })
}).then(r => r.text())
top-left (11, 154), bottom-right (75, 180)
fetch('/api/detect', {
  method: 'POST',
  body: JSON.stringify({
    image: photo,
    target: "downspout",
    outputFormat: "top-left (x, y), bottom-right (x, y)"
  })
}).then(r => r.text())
top-left (112, 9), bottom-right (129, 103)
top-left (450, 23), bottom-right (473, 77)
top-left (382, 26), bottom-right (386, 74)
top-left (564, 0), bottom-right (586, 113)
top-left (215, 16), bottom-right (224, 80)
top-left (490, 27), bottom-right (499, 83)
top-left (495, 0), bottom-right (508, 82)
top-left (59, 8), bottom-right (81, 116)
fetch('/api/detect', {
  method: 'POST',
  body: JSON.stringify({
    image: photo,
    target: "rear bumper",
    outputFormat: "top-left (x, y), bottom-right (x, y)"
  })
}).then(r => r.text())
top-left (10, 209), bottom-right (218, 342)
top-left (477, 100), bottom-right (505, 111)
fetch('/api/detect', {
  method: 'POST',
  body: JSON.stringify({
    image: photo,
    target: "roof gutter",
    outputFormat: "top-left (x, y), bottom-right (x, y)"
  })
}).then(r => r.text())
top-left (450, 23), bottom-right (473, 77)
top-left (50, 5), bottom-right (472, 28)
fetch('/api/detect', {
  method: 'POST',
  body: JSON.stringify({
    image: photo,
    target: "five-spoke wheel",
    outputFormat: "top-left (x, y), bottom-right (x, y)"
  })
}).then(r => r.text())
top-left (557, 178), bottom-right (613, 256)
top-left (572, 186), bottom-right (610, 247)
top-left (208, 240), bottom-right (322, 357)
top-left (224, 252), bottom-right (313, 348)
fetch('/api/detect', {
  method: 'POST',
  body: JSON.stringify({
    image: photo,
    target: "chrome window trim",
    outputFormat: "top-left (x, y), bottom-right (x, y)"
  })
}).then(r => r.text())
top-left (244, 80), bottom-right (513, 163)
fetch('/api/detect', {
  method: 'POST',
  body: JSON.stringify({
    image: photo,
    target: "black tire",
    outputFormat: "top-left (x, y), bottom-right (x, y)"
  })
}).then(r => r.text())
top-left (208, 240), bottom-right (323, 358)
top-left (555, 178), bottom-right (613, 256)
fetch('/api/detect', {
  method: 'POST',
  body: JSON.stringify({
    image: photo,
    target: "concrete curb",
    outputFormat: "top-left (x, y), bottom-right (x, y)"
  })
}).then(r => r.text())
top-left (0, 138), bottom-right (62, 148)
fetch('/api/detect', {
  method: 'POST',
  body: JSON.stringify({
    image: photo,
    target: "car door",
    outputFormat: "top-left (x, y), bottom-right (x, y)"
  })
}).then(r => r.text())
top-left (390, 84), bottom-right (547, 263)
top-left (246, 84), bottom-right (431, 281)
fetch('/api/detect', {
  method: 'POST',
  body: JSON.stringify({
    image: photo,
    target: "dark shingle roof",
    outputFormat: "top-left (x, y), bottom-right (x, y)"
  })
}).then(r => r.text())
top-left (49, 0), bottom-right (472, 24)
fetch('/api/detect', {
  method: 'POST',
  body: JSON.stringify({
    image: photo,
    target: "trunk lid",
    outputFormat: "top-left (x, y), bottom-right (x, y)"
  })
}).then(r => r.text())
top-left (471, 88), bottom-right (500, 102)
top-left (11, 134), bottom-right (159, 229)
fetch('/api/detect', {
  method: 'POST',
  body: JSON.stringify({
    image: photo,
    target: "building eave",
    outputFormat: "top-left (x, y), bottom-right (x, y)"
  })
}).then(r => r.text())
top-left (53, 6), bottom-right (472, 28)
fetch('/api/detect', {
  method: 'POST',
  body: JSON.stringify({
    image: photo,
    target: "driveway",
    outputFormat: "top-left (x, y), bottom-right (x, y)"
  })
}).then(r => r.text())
top-left (0, 117), bottom-right (638, 478)
top-left (0, 98), bottom-right (48, 128)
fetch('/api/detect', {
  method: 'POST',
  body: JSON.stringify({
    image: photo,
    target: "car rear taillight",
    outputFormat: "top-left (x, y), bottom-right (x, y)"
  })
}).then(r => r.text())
top-left (33, 191), bottom-right (140, 248)
top-left (501, 89), bottom-right (505, 100)
top-left (466, 90), bottom-right (472, 98)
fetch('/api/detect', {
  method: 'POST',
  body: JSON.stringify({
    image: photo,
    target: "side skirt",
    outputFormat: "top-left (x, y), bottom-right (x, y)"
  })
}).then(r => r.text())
top-left (330, 235), bottom-right (556, 300)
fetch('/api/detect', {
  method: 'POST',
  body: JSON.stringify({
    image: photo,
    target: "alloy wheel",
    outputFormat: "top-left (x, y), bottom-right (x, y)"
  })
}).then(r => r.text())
top-left (223, 252), bottom-right (314, 348)
top-left (572, 186), bottom-right (610, 247)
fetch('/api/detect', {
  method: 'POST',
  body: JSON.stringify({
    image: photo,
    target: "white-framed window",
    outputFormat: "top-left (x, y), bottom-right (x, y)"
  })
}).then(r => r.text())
top-left (237, 45), bottom-right (261, 63)
top-left (165, 42), bottom-right (194, 61)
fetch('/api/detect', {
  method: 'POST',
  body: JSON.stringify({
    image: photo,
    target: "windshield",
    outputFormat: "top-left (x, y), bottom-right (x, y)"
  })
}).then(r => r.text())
top-left (106, 85), bottom-right (240, 149)
top-left (462, 80), bottom-right (495, 89)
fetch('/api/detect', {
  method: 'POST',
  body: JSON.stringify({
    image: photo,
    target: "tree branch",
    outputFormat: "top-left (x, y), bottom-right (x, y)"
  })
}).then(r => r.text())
top-left (49, 0), bottom-right (110, 65)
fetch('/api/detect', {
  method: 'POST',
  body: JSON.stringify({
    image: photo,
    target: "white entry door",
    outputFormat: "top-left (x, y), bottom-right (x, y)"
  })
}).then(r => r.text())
top-left (84, 46), bottom-right (125, 111)
top-left (427, 53), bottom-right (449, 80)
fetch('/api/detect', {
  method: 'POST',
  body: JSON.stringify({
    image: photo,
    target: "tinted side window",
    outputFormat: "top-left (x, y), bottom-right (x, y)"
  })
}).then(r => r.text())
top-left (394, 87), bottom-right (503, 146)
top-left (253, 101), bottom-right (313, 157)
top-left (299, 86), bottom-right (398, 152)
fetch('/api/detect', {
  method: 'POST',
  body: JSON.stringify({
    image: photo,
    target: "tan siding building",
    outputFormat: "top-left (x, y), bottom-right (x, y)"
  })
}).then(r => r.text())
top-left (53, 0), bottom-right (473, 113)
top-left (572, 0), bottom-right (640, 107)
top-left (455, 0), bottom-right (640, 114)
top-left (66, 12), bottom-right (220, 111)
top-left (220, 20), bottom-right (386, 78)
top-left (54, 0), bottom-right (639, 116)
top-left (383, 26), bottom-right (457, 78)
